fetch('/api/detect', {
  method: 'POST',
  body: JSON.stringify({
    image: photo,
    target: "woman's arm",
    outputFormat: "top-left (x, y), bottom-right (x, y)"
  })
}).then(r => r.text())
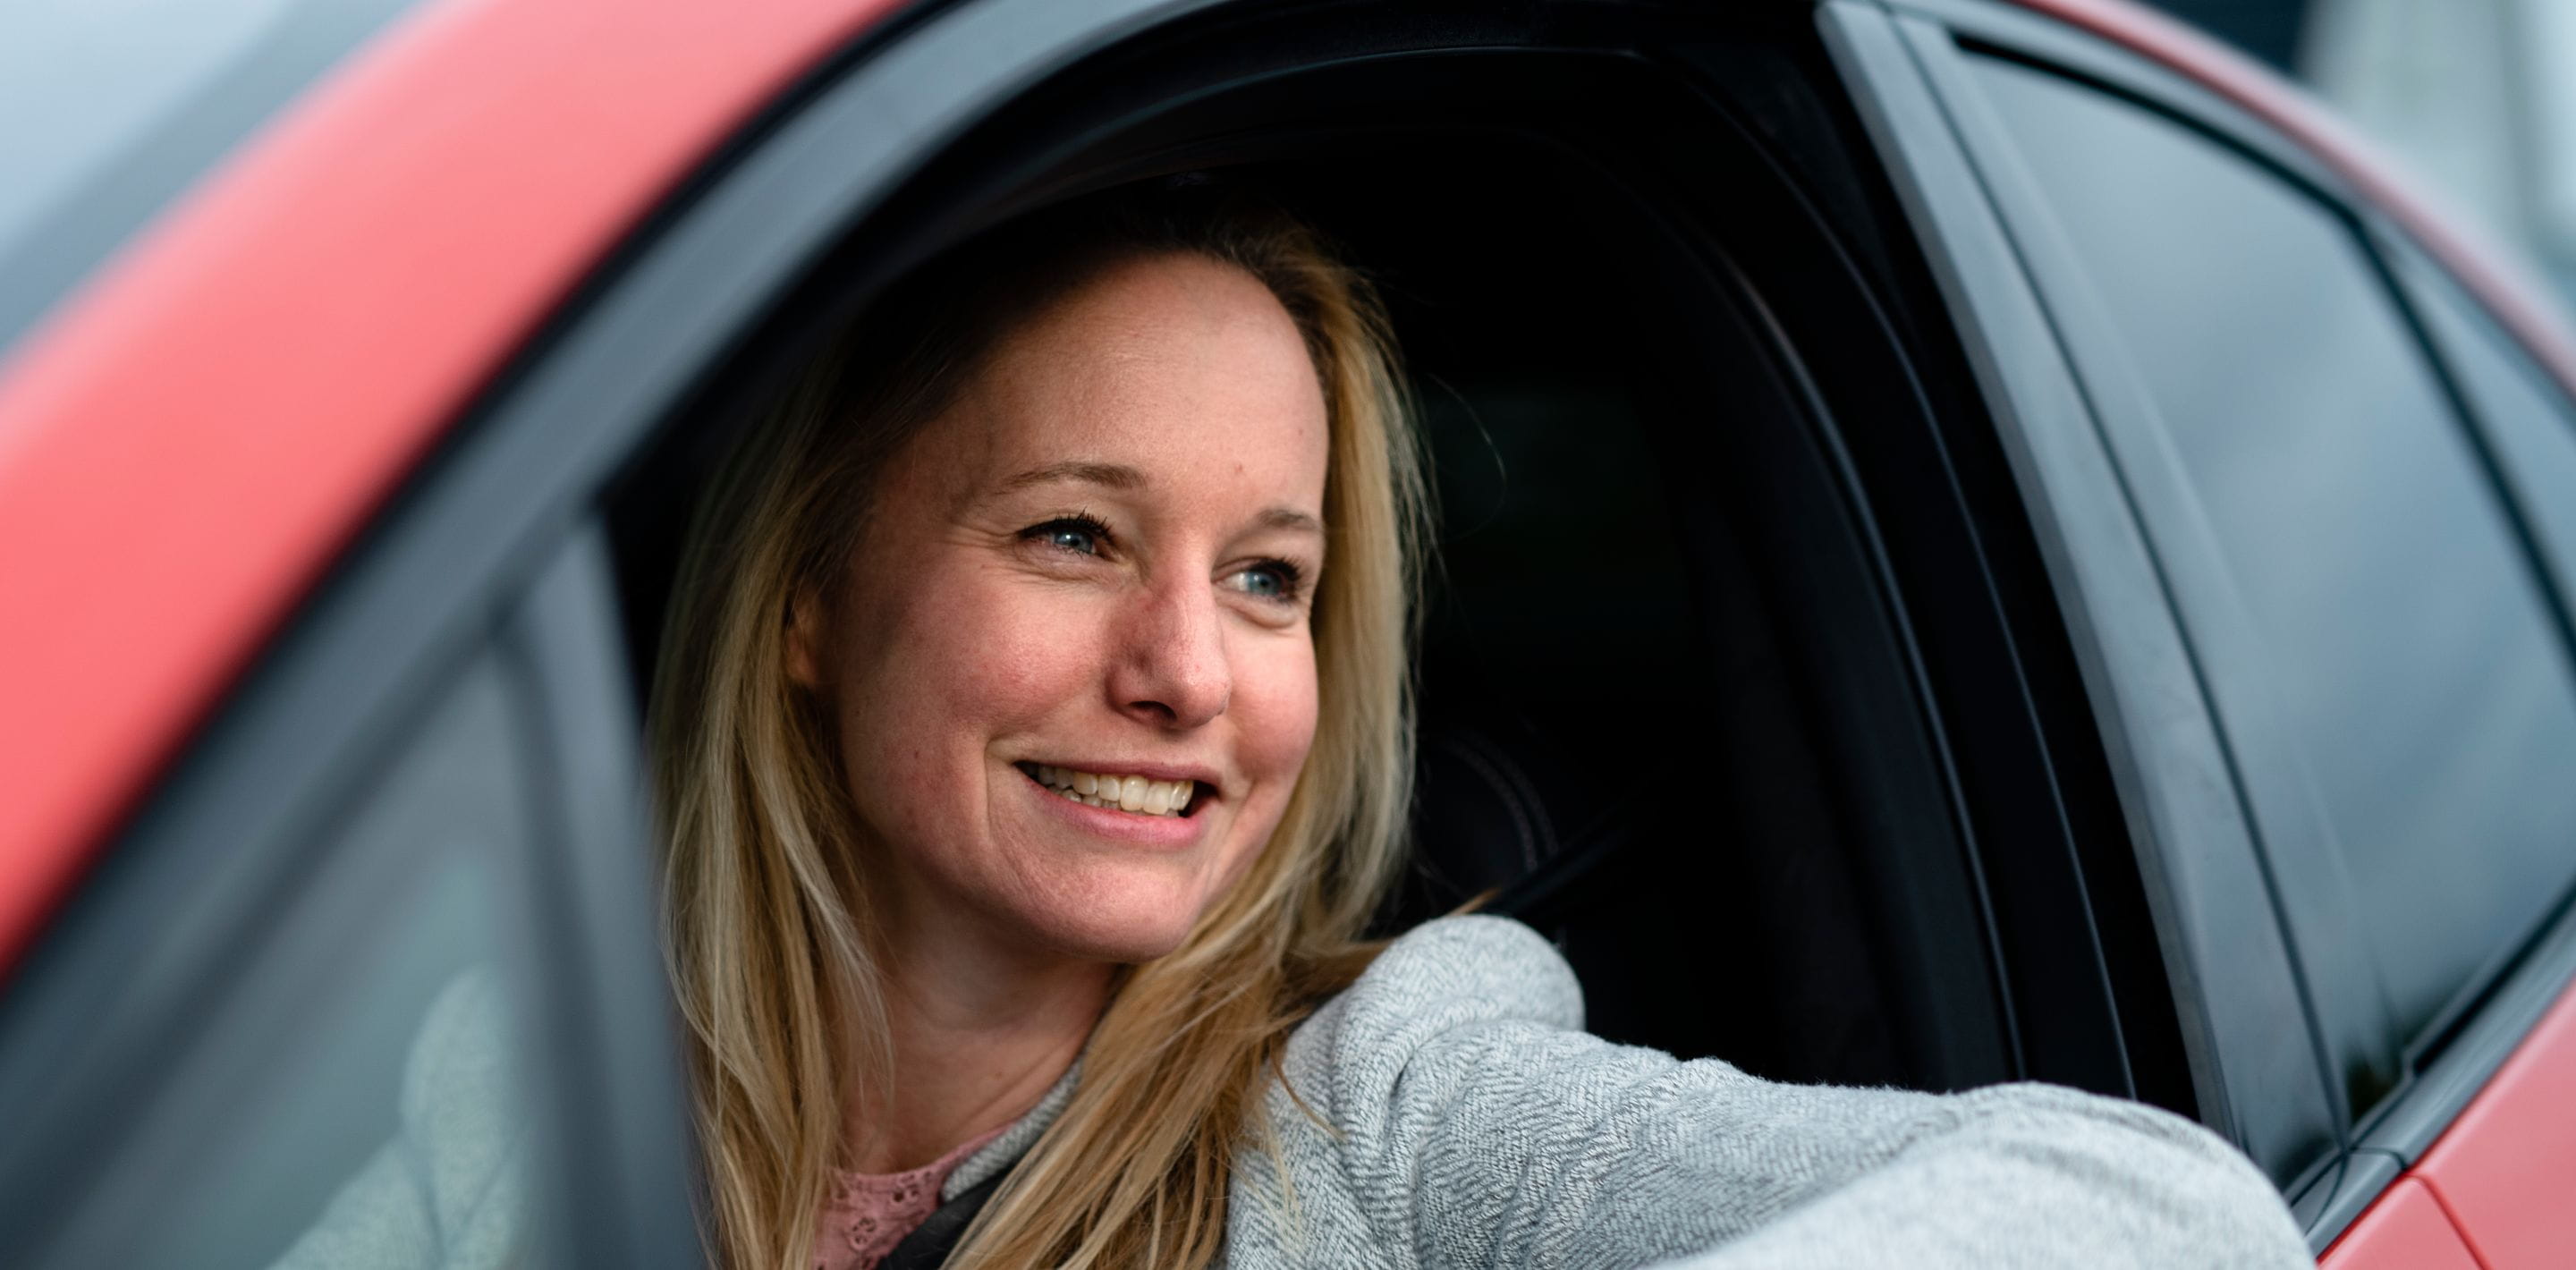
top-left (1292, 916), bottom-right (2310, 1270)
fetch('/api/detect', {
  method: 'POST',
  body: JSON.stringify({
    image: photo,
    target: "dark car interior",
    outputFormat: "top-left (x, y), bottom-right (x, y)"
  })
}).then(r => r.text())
top-left (599, 5), bottom-right (2129, 1104)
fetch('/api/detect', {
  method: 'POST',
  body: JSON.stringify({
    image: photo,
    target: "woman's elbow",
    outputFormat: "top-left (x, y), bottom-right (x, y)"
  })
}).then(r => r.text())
top-left (1938, 1082), bottom-right (2311, 1266)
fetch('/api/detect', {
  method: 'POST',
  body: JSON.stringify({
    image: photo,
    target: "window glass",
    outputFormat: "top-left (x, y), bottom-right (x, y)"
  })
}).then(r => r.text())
top-left (1972, 57), bottom-right (2576, 1056)
top-left (7, 652), bottom-right (554, 1269)
top-left (2407, 260), bottom-right (2576, 607)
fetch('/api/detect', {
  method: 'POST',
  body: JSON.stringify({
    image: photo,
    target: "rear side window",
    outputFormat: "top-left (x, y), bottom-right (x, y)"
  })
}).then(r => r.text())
top-left (0, 650), bottom-right (554, 1269)
top-left (1970, 57), bottom-right (2576, 1069)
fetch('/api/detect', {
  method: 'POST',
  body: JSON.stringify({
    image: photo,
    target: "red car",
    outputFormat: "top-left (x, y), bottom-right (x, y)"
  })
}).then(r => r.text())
top-left (3, 1), bottom-right (2569, 1266)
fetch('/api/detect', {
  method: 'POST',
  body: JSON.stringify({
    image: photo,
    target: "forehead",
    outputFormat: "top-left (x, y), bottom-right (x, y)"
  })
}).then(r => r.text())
top-left (929, 251), bottom-right (1330, 499)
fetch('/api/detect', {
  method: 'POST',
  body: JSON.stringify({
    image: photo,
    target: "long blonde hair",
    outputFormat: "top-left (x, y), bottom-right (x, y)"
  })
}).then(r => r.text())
top-left (651, 182), bottom-right (1428, 1270)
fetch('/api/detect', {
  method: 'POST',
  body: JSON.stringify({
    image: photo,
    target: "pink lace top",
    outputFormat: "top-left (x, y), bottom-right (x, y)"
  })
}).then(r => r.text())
top-left (810, 1124), bottom-right (1011, 1270)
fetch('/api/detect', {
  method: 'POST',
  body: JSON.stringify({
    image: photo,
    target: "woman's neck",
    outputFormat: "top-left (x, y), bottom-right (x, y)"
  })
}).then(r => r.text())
top-left (843, 922), bottom-right (1110, 1174)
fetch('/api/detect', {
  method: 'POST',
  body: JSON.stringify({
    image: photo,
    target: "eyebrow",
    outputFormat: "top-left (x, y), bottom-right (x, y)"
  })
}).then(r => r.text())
top-left (1255, 507), bottom-right (1324, 536)
top-left (999, 461), bottom-right (1147, 493)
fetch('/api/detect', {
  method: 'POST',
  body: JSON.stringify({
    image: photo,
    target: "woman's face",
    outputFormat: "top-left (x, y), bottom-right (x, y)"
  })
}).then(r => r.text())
top-left (791, 250), bottom-right (1330, 966)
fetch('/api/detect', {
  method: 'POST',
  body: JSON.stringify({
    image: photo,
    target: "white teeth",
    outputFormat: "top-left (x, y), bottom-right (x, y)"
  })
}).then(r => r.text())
top-left (1025, 765), bottom-right (1197, 817)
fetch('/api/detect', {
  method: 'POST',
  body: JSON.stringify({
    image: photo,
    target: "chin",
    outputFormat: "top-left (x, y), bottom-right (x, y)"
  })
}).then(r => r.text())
top-left (1008, 877), bottom-right (1215, 965)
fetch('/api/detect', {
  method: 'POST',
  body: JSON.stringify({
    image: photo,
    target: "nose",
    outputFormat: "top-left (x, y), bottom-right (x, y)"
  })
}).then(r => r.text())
top-left (1110, 574), bottom-right (1231, 729)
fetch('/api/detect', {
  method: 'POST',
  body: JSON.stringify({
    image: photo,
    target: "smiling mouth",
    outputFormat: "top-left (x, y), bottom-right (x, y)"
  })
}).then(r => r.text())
top-left (1016, 762), bottom-right (1209, 817)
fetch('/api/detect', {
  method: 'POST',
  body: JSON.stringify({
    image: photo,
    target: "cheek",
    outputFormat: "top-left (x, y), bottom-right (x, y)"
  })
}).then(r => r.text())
top-left (842, 564), bottom-right (1104, 769)
top-left (1233, 635), bottom-right (1322, 792)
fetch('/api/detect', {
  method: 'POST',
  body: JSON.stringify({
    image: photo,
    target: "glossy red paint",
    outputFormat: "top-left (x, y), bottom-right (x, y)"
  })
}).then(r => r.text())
top-left (2006, 0), bottom-right (2576, 408)
top-left (2411, 974), bottom-right (2576, 1269)
top-left (2317, 1178), bottom-right (2480, 1270)
top-left (0, 0), bottom-right (908, 975)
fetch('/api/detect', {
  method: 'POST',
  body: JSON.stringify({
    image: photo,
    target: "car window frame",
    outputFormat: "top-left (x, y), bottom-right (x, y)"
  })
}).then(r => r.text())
top-left (1902, 5), bottom-right (2410, 1235)
top-left (1823, 0), bottom-right (2344, 1222)
top-left (586, 0), bottom-right (2047, 1107)
top-left (1956, 0), bottom-right (2576, 1149)
top-left (1866, 0), bottom-right (2576, 1249)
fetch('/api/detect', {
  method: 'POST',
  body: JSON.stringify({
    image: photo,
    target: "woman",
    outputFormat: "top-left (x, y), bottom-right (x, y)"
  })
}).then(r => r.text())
top-left (651, 181), bottom-right (2314, 1270)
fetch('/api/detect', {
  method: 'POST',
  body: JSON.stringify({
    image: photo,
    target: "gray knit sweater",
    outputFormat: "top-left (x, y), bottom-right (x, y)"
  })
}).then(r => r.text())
top-left (275, 916), bottom-right (2313, 1268)
top-left (1208, 915), bottom-right (2311, 1268)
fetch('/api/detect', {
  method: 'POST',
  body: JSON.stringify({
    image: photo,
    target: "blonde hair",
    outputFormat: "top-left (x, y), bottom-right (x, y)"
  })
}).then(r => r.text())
top-left (651, 183), bottom-right (1428, 1270)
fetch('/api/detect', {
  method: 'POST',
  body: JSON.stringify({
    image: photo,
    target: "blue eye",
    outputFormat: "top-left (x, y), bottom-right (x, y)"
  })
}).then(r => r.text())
top-left (1229, 560), bottom-right (1302, 602)
top-left (1024, 515), bottom-right (1109, 555)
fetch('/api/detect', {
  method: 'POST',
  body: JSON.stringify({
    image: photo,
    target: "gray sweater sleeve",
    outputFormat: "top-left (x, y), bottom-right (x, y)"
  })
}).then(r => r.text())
top-left (1280, 915), bottom-right (2311, 1270)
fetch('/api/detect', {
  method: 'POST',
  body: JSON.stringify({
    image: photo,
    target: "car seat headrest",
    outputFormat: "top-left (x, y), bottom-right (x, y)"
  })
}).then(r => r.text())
top-left (1388, 719), bottom-right (1602, 926)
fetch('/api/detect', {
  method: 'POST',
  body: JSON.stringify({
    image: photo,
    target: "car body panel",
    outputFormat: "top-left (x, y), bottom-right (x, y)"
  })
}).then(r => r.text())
top-left (0, 0), bottom-right (905, 974)
top-left (2412, 977), bottom-right (2576, 1269)
top-left (2316, 1177), bottom-right (2479, 1270)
